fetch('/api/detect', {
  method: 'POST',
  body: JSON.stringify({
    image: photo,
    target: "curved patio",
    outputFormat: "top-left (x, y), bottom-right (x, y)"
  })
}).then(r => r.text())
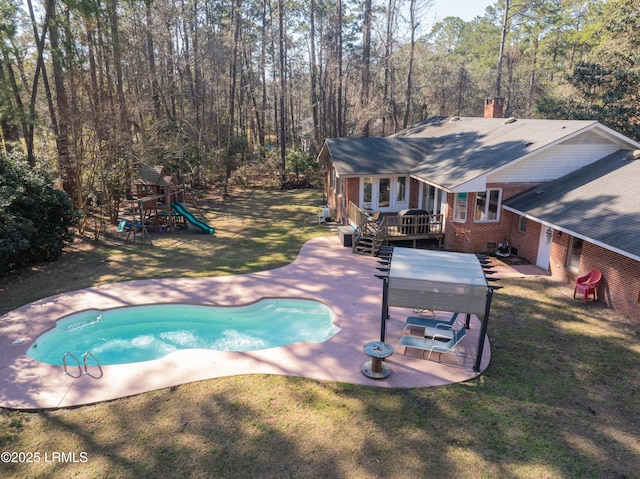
top-left (0, 236), bottom-right (491, 410)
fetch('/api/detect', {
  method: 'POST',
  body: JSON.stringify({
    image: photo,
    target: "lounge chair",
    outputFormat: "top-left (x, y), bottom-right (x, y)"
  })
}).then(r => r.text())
top-left (398, 327), bottom-right (467, 365)
top-left (402, 312), bottom-right (460, 335)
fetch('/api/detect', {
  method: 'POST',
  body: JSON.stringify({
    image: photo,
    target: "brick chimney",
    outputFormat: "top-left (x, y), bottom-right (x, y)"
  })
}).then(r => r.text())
top-left (484, 97), bottom-right (505, 118)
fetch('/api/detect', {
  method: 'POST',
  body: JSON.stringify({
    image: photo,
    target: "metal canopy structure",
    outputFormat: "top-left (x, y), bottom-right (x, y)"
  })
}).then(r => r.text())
top-left (378, 247), bottom-right (499, 372)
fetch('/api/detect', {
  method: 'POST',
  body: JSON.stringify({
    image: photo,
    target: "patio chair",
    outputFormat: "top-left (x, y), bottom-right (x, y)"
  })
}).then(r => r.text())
top-left (399, 327), bottom-right (467, 366)
top-left (402, 312), bottom-right (460, 335)
top-left (573, 269), bottom-right (602, 303)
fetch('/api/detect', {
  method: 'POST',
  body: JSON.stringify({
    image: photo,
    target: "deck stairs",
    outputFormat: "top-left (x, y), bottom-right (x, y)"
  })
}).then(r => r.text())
top-left (353, 217), bottom-right (384, 256)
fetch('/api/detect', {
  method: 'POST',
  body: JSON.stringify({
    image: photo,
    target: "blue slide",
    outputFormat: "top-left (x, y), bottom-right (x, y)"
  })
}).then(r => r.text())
top-left (171, 202), bottom-right (215, 234)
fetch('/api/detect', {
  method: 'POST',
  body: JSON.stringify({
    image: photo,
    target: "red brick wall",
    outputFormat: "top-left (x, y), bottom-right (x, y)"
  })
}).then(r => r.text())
top-left (322, 160), bottom-right (360, 224)
top-left (505, 211), bottom-right (542, 261)
top-left (549, 240), bottom-right (640, 321)
top-left (443, 182), bottom-right (540, 253)
top-left (324, 162), bottom-right (341, 222)
top-left (587, 247), bottom-right (640, 321)
top-left (323, 163), bottom-right (338, 218)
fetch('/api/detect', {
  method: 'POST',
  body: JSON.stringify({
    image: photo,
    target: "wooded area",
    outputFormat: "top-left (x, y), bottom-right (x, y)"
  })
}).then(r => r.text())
top-left (0, 0), bottom-right (638, 221)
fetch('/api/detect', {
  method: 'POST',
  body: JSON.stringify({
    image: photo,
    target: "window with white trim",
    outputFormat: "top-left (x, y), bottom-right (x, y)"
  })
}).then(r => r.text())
top-left (453, 193), bottom-right (468, 222)
top-left (518, 216), bottom-right (527, 233)
top-left (475, 189), bottom-right (502, 222)
top-left (330, 167), bottom-right (336, 190)
top-left (567, 237), bottom-right (583, 271)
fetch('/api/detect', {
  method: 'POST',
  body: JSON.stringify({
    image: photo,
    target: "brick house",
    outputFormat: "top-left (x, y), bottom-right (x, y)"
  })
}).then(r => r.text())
top-left (504, 150), bottom-right (640, 320)
top-left (317, 99), bottom-right (640, 320)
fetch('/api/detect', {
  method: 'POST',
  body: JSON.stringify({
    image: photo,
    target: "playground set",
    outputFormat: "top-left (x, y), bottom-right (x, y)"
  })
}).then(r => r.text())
top-left (118, 165), bottom-right (215, 244)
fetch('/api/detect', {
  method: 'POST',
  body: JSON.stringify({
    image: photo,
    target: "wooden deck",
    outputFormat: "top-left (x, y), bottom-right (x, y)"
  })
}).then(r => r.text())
top-left (383, 213), bottom-right (444, 247)
top-left (348, 201), bottom-right (444, 254)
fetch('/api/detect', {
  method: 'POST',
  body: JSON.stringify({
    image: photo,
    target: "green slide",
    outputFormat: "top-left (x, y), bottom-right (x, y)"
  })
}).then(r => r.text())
top-left (171, 202), bottom-right (215, 234)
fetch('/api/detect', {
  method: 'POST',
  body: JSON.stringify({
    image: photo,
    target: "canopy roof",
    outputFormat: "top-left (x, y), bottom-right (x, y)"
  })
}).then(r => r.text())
top-left (387, 248), bottom-right (489, 316)
top-left (383, 247), bottom-right (495, 372)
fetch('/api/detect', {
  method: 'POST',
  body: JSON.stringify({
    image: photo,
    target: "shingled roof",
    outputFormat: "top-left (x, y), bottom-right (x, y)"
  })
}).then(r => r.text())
top-left (318, 137), bottom-right (435, 175)
top-left (402, 117), bottom-right (601, 190)
top-left (319, 117), bottom-right (634, 191)
top-left (504, 150), bottom-right (640, 262)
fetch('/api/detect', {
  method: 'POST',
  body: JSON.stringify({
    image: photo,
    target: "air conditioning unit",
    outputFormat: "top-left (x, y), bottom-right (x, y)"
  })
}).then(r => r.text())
top-left (318, 205), bottom-right (331, 223)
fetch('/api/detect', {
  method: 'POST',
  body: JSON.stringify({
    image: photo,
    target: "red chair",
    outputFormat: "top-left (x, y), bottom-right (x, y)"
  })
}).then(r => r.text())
top-left (573, 269), bottom-right (602, 303)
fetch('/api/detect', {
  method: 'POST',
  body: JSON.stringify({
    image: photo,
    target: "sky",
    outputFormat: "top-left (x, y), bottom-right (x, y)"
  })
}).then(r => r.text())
top-left (430, 0), bottom-right (496, 23)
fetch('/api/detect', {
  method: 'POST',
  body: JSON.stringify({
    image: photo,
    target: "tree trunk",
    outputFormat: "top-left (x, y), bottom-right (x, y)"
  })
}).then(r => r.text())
top-left (496, 0), bottom-right (510, 98)
top-left (334, 0), bottom-right (344, 137)
top-left (383, 0), bottom-right (397, 135)
top-left (0, 53), bottom-right (29, 154)
top-left (108, 0), bottom-right (132, 198)
top-left (403, 0), bottom-right (417, 129)
top-left (26, 0), bottom-right (56, 166)
top-left (48, 12), bottom-right (76, 205)
top-left (361, 0), bottom-right (372, 136)
top-left (278, 0), bottom-right (286, 185)
top-left (309, 0), bottom-right (320, 147)
top-left (145, 0), bottom-right (161, 120)
top-left (528, 35), bottom-right (539, 116)
top-left (258, 0), bottom-right (268, 155)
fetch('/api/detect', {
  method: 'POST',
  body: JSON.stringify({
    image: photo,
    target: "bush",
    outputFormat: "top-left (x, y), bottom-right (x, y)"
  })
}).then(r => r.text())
top-left (0, 154), bottom-right (77, 275)
top-left (285, 150), bottom-right (320, 180)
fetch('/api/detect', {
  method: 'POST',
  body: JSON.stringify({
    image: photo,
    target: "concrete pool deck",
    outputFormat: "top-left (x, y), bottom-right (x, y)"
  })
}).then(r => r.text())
top-left (0, 235), bottom-right (528, 410)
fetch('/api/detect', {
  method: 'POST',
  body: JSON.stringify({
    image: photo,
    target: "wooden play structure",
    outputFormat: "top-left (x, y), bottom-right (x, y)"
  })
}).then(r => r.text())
top-left (119, 165), bottom-right (214, 244)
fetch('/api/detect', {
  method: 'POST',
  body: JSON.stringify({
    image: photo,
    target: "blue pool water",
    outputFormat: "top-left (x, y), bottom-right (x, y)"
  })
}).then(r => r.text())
top-left (27, 299), bottom-right (338, 366)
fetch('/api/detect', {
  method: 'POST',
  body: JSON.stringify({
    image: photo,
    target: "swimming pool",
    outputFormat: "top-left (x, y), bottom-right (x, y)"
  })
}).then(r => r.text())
top-left (27, 298), bottom-right (338, 366)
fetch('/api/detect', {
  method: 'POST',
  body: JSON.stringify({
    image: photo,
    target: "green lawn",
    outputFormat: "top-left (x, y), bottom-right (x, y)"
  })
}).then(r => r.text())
top-left (1, 188), bottom-right (638, 478)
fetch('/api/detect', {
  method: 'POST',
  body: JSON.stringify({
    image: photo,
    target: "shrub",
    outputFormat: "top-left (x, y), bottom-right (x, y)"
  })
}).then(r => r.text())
top-left (0, 155), bottom-right (77, 275)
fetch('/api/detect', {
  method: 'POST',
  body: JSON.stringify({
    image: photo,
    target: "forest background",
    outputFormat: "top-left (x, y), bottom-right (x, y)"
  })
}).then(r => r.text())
top-left (0, 0), bottom-right (638, 234)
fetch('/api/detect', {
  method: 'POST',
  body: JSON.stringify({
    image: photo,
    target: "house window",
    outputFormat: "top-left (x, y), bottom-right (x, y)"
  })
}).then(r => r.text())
top-left (330, 167), bottom-right (336, 190)
top-left (453, 193), bottom-right (468, 222)
top-left (518, 216), bottom-right (527, 233)
top-left (475, 189), bottom-right (501, 222)
top-left (363, 177), bottom-right (373, 206)
top-left (567, 237), bottom-right (583, 271)
top-left (396, 177), bottom-right (406, 202)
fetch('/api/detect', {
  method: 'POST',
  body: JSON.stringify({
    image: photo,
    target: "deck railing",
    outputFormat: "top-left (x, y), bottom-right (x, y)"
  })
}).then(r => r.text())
top-left (385, 213), bottom-right (444, 237)
top-left (347, 200), bottom-right (368, 228)
top-left (348, 201), bottom-right (443, 237)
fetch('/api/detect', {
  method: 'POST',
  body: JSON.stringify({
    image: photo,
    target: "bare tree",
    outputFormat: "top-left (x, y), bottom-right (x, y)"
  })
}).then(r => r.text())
top-left (278, 0), bottom-right (286, 183)
top-left (403, 0), bottom-right (433, 129)
top-left (361, 0), bottom-right (372, 136)
top-left (496, 0), bottom-right (510, 98)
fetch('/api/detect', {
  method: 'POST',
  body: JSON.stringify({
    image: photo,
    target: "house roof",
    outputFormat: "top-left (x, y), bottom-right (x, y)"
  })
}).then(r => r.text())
top-left (504, 150), bottom-right (640, 262)
top-left (404, 117), bottom-right (601, 190)
top-left (320, 116), bottom-right (638, 191)
top-left (318, 137), bottom-right (434, 175)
